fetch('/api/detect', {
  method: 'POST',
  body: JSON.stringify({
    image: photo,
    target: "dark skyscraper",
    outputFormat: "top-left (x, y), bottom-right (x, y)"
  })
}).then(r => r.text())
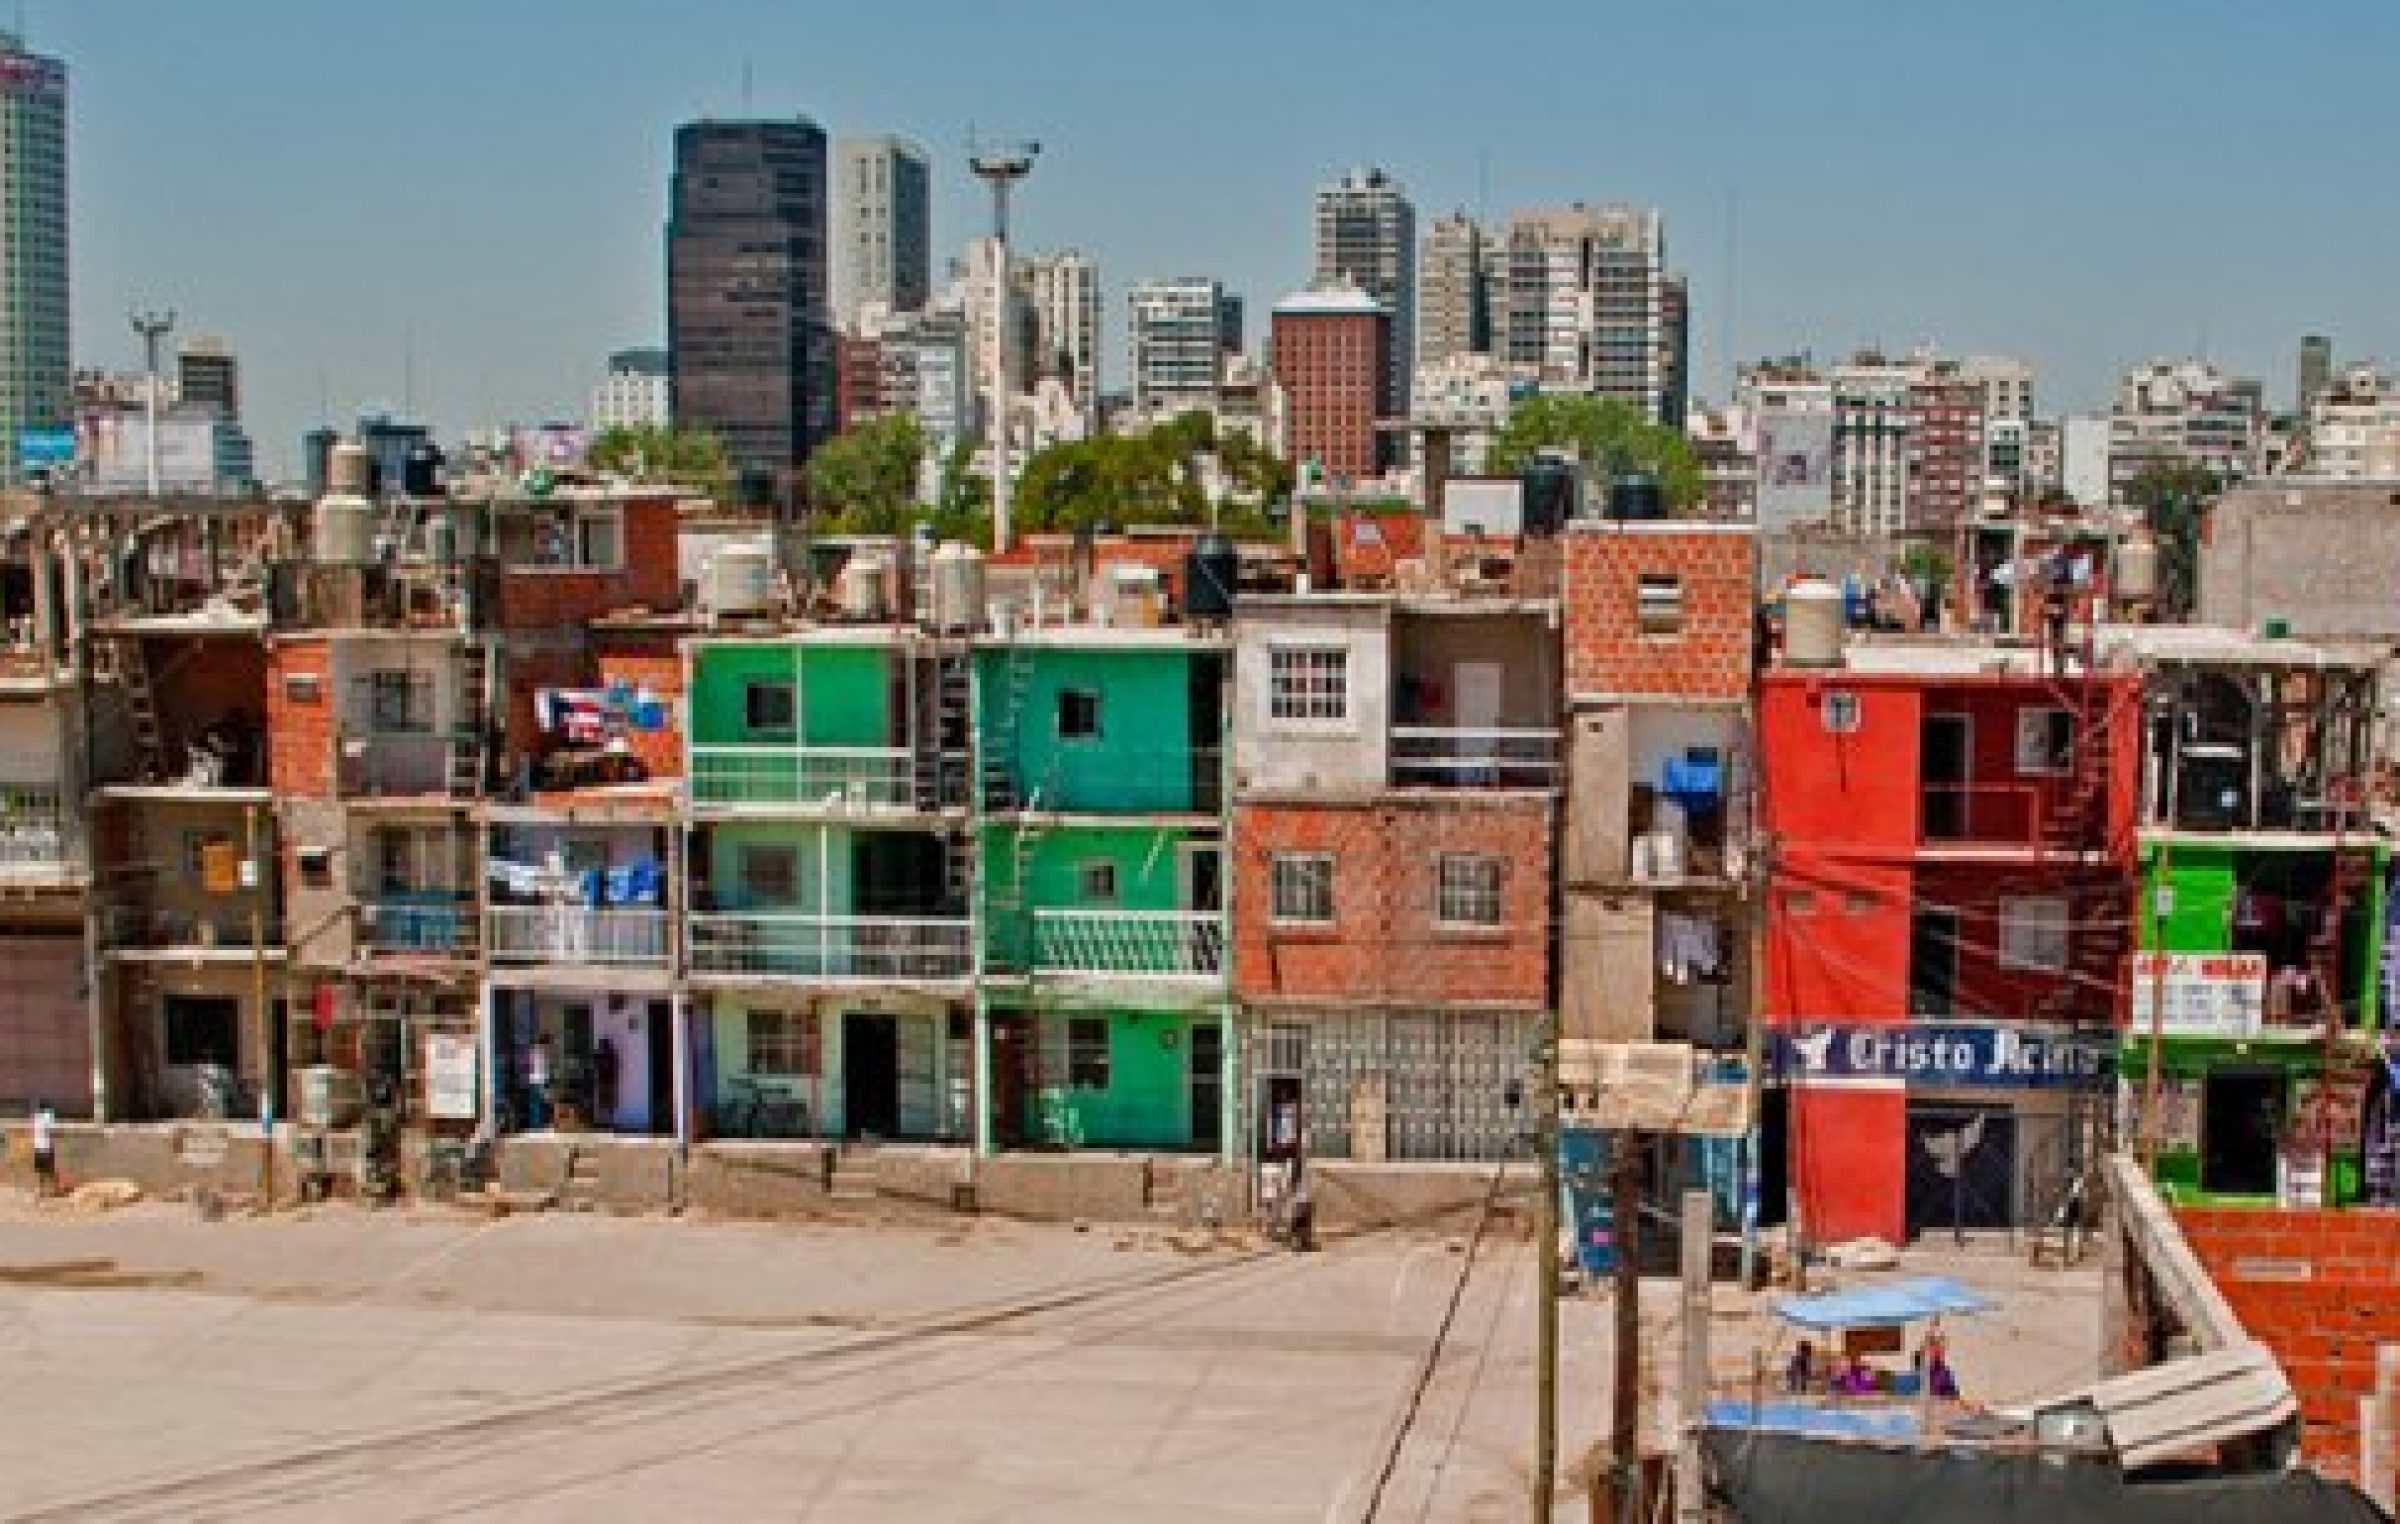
top-left (667, 118), bottom-right (832, 495)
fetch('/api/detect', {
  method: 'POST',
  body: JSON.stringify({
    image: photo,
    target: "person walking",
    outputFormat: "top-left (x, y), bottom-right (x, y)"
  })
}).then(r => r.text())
top-left (30, 1098), bottom-right (57, 1198)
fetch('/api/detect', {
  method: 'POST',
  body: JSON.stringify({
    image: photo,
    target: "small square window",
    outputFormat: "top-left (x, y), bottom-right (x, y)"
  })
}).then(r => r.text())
top-left (746, 1010), bottom-right (818, 1075)
top-left (1269, 647), bottom-right (1349, 722)
top-left (739, 844), bottom-right (799, 906)
top-left (2015, 708), bottom-right (2075, 775)
top-left (1058, 688), bottom-right (1101, 739)
top-left (1637, 574), bottom-right (1684, 635)
top-left (1436, 855), bottom-right (1505, 927)
top-left (298, 847), bottom-right (333, 889)
top-left (1077, 861), bottom-right (1119, 903)
top-left (1999, 896), bottom-right (2070, 972)
top-left (745, 680), bottom-right (796, 738)
top-left (1270, 852), bottom-right (1335, 924)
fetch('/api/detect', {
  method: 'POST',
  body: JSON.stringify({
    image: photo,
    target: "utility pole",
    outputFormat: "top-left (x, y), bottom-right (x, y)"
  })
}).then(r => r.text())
top-left (246, 801), bottom-right (272, 1206)
top-left (969, 139), bottom-right (1038, 556)
top-left (129, 308), bottom-right (177, 499)
top-left (1601, 1133), bottom-right (1646, 1524)
top-left (1533, 1015), bottom-right (1559, 1521)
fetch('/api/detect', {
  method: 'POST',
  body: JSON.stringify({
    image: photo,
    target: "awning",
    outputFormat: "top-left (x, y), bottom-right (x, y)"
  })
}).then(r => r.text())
top-left (1772, 1275), bottom-right (1993, 1331)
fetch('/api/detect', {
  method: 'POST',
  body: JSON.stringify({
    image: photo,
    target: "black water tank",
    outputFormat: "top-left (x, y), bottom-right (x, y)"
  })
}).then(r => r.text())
top-left (1520, 457), bottom-right (1576, 535)
top-left (402, 444), bottom-right (444, 498)
top-left (1186, 531), bottom-right (1238, 621)
top-left (1608, 471), bottom-right (1666, 520)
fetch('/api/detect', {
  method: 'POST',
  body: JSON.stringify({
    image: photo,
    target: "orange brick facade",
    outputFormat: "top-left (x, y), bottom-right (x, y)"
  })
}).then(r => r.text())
top-left (494, 495), bottom-right (680, 631)
top-left (594, 635), bottom-right (686, 780)
top-left (1562, 524), bottom-right (1754, 702)
top-left (263, 637), bottom-right (335, 799)
top-left (1232, 797), bottom-right (1553, 1009)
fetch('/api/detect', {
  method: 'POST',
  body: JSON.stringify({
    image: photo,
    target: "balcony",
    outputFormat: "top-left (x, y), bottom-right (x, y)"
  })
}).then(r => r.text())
top-left (1031, 909), bottom-right (1225, 980)
top-left (102, 904), bottom-right (283, 956)
top-left (1920, 783), bottom-right (2089, 854)
top-left (340, 732), bottom-right (474, 798)
top-left (1389, 727), bottom-right (1561, 790)
top-left (0, 788), bottom-right (69, 875)
top-left (687, 912), bottom-right (972, 982)
top-left (689, 745), bottom-right (915, 810)
top-left (987, 747), bottom-right (1223, 816)
top-left (486, 906), bottom-right (669, 967)
top-left (360, 897), bottom-right (478, 956)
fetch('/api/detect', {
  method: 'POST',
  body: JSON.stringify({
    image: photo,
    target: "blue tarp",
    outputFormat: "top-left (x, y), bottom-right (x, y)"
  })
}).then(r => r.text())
top-left (1771, 1276), bottom-right (1993, 1331)
top-left (1704, 1399), bottom-right (1923, 1442)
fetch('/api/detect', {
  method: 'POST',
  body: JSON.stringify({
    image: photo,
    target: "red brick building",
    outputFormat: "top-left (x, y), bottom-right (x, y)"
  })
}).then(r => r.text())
top-left (1757, 640), bottom-right (2141, 1244)
top-left (1270, 284), bottom-right (1392, 485)
top-left (1906, 364), bottom-right (1988, 532)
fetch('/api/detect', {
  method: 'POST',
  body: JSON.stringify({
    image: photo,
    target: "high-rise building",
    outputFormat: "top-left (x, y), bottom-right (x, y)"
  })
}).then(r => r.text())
top-left (2107, 359), bottom-right (2264, 503)
top-left (1419, 212), bottom-right (1493, 366)
top-left (1313, 167), bottom-right (1415, 411)
top-left (832, 135), bottom-right (931, 332)
top-left (1903, 359), bottom-right (1986, 533)
top-left (1271, 283), bottom-right (1392, 483)
top-left (667, 117), bottom-right (833, 494)
top-left (176, 336), bottom-right (240, 419)
top-left (2300, 333), bottom-right (2334, 416)
top-left (591, 346), bottom-right (671, 431)
top-left (0, 34), bottom-right (67, 485)
top-left (2296, 362), bottom-right (2400, 478)
top-left (1128, 277), bottom-right (1233, 416)
top-left (1659, 274), bottom-right (1690, 431)
top-left (1019, 250), bottom-right (1101, 407)
top-left (1827, 357), bottom-right (1911, 537)
top-left (1502, 203), bottom-right (1669, 420)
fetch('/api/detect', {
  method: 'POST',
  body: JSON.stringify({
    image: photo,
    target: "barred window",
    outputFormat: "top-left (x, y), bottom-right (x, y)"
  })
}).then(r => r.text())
top-left (1436, 855), bottom-right (1505, 927)
top-left (746, 1010), bottom-right (818, 1075)
top-left (1269, 646), bottom-right (1349, 722)
top-left (1998, 896), bottom-right (2069, 972)
top-left (1067, 1016), bottom-right (1110, 1088)
top-left (1270, 852), bottom-right (1335, 925)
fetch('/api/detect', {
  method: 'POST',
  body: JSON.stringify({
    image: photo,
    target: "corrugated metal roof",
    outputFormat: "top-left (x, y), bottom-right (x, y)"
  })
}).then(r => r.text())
top-left (2033, 1342), bottom-right (2296, 1472)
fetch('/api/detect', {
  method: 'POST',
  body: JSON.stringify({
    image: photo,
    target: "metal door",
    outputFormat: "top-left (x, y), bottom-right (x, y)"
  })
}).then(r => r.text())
top-left (1904, 1103), bottom-right (2016, 1240)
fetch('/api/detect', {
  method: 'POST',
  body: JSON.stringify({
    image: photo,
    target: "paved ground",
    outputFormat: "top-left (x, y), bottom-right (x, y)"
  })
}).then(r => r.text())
top-left (0, 1193), bottom-right (2101, 1522)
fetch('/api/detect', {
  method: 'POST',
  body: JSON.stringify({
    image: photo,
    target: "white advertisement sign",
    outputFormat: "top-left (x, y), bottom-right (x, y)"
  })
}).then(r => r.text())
top-left (2129, 952), bottom-right (2268, 1038)
top-left (425, 1034), bottom-right (479, 1121)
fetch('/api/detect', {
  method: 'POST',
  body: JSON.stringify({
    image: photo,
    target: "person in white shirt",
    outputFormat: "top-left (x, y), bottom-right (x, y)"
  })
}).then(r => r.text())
top-left (30, 1100), bottom-right (56, 1198)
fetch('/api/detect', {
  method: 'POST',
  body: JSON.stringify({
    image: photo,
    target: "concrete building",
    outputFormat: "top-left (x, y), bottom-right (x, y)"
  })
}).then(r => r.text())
top-left (1018, 250), bottom-right (1101, 422)
top-left (1502, 203), bottom-right (1669, 421)
top-left (2061, 415), bottom-right (2110, 508)
top-left (1905, 360), bottom-right (1988, 533)
top-left (832, 135), bottom-right (931, 332)
top-left (0, 33), bottom-right (66, 486)
top-left (176, 337), bottom-right (240, 420)
top-left (1418, 212), bottom-right (1493, 367)
top-left (2294, 362), bottom-right (2400, 478)
top-left (2300, 333), bottom-right (2334, 415)
top-left (1314, 167), bottom-right (1415, 413)
top-left (1687, 405), bottom-right (1755, 521)
top-left (1659, 274), bottom-right (1691, 431)
top-left (1270, 284), bottom-right (1392, 484)
top-left (591, 347), bottom-right (671, 432)
top-left (2107, 359), bottom-right (2264, 504)
top-left (1828, 358), bottom-right (1912, 537)
top-left (1409, 353), bottom-right (1524, 479)
top-left (667, 117), bottom-right (834, 494)
top-left (1129, 277), bottom-right (1232, 416)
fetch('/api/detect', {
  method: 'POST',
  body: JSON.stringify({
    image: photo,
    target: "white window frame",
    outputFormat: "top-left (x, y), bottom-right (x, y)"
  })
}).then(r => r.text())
top-left (1269, 852), bottom-right (1335, 925)
top-left (746, 1010), bottom-right (817, 1076)
top-left (744, 679), bottom-right (796, 739)
top-left (1435, 854), bottom-right (1506, 928)
top-left (2015, 707), bottom-right (2075, 776)
top-left (1636, 574), bottom-right (1685, 636)
top-left (1267, 645), bottom-right (1350, 725)
top-left (1998, 895), bottom-right (2070, 972)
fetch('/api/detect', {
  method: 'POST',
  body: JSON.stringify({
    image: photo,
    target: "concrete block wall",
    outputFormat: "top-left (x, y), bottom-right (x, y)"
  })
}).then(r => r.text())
top-left (1562, 524), bottom-right (1754, 702)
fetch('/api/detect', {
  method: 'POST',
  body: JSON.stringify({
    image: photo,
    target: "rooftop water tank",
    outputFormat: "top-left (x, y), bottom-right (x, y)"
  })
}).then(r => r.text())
top-left (1784, 577), bottom-right (1847, 668)
top-left (1186, 531), bottom-right (1238, 621)
top-left (706, 542), bottom-right (776, 617)
top-left (1521, 456), bottom-right (1578, 534)
top-left (2112, 533), bottom-right (2160, 603)
top-left (1607, 472), bottom-right (1667, 521)
top-left (838, 552), bottom-right (890, 622)
top-left (313, 482), bottom-right (375, 565)
top-left (327, 441), bottom-right (373, 496)
top-left (402, 443), bottom-right (443, 498)
top-left (930, 542), bottom-right (987, 633)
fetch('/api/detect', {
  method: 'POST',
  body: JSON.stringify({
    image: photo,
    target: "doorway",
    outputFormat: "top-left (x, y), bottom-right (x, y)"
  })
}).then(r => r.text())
top-left (646, 1000), bottom-right (673, 1136)
top-left (1908, 908), bottom-right (1961, 1016)
top-left (1921, 713), bottom-right (1971, 840)
top-left (843, 1013), bottom-right (899, 1140)
top-left (991, 1014), bottom-right (1031, 1146)
top-left (1904, 1104), bottom-right (2017, 1239)
top-left (1190, 1022), bottom-right (1223, 1152)
top-left (2201, 1070), bottom-right (2284, 1197)
top-left (1180, 843), bottom-right (1224, 974)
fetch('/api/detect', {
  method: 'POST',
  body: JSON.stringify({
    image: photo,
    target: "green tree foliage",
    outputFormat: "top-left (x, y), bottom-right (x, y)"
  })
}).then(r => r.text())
top-left (1012, 412), bottom-right (1293, 539)
top-left (587, 424), bottom-right (732, 498)
top-left (806, 415), bottom-right (926, 534)
top-left (2125, 459), bottom-right (2221, 620)
top-left (1484, 393), bottom-right (1703, 510)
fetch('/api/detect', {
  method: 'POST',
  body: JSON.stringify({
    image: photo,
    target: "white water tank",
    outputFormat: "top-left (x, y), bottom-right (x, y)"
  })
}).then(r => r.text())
top-left (327, 441), bottom-right (373, 495)
top-left (930, 541), bottom-right (986, 633)
top-left (838, 552), bottom-right (890, 622)
top-left (2112, 534), bottom-right (2160, 603)
top-left (1108, 564), bottom-right (1164, 627)
top-left (314, 492), bottom-right (374, 564)
top-left (706, 542), bottom-right (775, 617)
top-left (1784, 577), bottom-right (1846, 668)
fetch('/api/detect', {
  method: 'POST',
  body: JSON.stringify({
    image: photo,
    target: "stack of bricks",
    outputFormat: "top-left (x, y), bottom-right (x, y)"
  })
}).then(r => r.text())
top-left (2175, 1205), bottom-right (2400, 1486)
top-left (1562, 522), bottom-right (1754, 702)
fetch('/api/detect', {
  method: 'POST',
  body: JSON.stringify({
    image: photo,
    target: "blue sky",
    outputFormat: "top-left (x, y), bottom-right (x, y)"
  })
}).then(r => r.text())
top-left (38, 0), bottom-right (2400, 475)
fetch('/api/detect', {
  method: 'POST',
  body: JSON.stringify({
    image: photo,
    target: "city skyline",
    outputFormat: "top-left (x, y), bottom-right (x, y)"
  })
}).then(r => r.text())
top-left (36, 0), bottom-right (2400, 475)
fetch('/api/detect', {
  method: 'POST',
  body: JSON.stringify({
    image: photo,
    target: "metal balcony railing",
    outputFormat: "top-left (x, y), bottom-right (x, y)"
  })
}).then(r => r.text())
top-left (1920, 782), bottom-right (2090, 851)
top-left (688, 745), bottom-right (915, 809)
top-left (485, 905), bottom-right (669, 966)
top-left (1031, 909), bottom-right (1226, 979)
top-left (687, 912), bottom-right (972, 981)
top-left (1389, 726), bottom-right (1561, 790)
top-left (360, 897), bottom-right (478, 955)
top-left (0, 788), bottom-right (68, 870)
top-left (986, 746), bottom-right (1223, 815)
top-left (339, 732), bottom-right (472, 797)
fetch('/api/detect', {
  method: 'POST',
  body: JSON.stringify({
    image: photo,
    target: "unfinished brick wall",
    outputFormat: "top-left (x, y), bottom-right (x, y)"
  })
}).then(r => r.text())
top-left (263, 638), bottom-right (334, 799)
top-left (2176, 1206), bottom-right (2400, 1485)
top-left (494, 496), bottom-right (682, 631)
top-left (594, 635), bottom-right (685, 780)
top-left (1232, 796), bottom-right (1553, 1008)
top-left (1563, 523), bottom-right (1754, 702)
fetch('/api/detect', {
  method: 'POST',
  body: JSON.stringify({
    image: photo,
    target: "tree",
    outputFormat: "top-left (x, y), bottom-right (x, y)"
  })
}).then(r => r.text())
top-left (588, 424), bottom-right (732, 498)
top-left (1485, 393), bottom-right (1703, 510)
top-left (2125, 459), bottom-right (2221, 620)
top-left (806, 415), bottom-right (926, 534)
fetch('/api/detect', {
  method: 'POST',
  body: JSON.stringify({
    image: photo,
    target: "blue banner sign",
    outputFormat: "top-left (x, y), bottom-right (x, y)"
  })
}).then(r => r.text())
top-left (1774, 1021), bottom-right (2114, 1090)
top-left (16, 428), bottom-right (74, 468)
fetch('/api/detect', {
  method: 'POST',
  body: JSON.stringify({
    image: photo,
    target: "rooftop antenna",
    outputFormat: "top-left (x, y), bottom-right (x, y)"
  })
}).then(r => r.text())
top-left (970, 134), bottom-right (1040, 554)
top-left (129, 306), bottom-right (176, 498)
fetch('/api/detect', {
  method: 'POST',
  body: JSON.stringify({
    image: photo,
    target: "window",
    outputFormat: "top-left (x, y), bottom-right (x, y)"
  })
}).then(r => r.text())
top-left (1436, 855), bottom-right (1505, 927)
top-left (1998, 896), bottom-right (2070, 972)
top-left (181, 828), bottom-right (236, 878)
top-left (1269, 646), bottom-right (1349, 722)
top-left (375, 825), bottom-right (456, 894)
top-left (164, 996), bottom-right (242, 1068)
top-left (298, 848), bottom-right (333, 889)
top-left (1637, 574), bottom-right (1684, 635)
top-left (1270, 852), bottom-right (1335, 925)
top-left (1077, 861), bottom-right (1119, 903)
top-left (575, 509), bottom-right (624, 571)
top-left (738, 844), bottom-right (799, 906)
top-left (367, 670), bottom-right (433, 733)
top-left (744, 680), bottom-right (796, 738)
top-left (2015, 708), bottom-right (2076, 775)
top-left (1057, 688), bottom-right (1101, 739)
top-left (1067, 1016), bottom-right (1110, 1089)
top-left (746, 1010), bottom-right (818, 1075)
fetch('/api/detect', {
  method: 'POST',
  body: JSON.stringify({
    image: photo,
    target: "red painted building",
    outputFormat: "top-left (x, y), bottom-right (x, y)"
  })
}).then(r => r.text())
top-left (1270, 284), bottom-right (1392, 483)
top-left (1758, 639), bottom-right (2141, 1244)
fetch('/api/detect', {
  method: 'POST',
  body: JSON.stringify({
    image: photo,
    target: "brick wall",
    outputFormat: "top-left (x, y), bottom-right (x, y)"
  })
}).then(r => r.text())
top-left (1562, 524), bottom-right (1754, 701)
top-left (595, 635), bottom-right (685, 780)
top-left (1232, 796), bottom-right (1553, 1007)
top-left (264, 638), bottom-right (334, 799)
top-left (2176, 1206), bottom-right (2400, 1485)
top-left (495, 496), bottom-right (682, 631)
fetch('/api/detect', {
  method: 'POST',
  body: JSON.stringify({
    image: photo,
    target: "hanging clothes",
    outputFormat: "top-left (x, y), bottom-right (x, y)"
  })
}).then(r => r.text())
top-left (1658, 913), bottom-right (1723, 985)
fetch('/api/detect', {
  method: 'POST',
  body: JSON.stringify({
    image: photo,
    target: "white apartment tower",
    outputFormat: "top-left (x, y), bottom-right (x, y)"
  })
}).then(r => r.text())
top-left (591, 347), bottom-right (672, 430)
top-left (832, 135), bottom-right (932, 331)
top-left (1314, 167), bottom-right (1416, 409)
top-left (0, 33), bottom-right (65, 484)
top-left (1018, 250), bottom-right (1101, 413)
top-left (1418, 212), bottom-right (1494, 367)
top-left (1129, 276), bottom-right (1231, 415)
top-left (1502, 203), bottom-right (1668, 420)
